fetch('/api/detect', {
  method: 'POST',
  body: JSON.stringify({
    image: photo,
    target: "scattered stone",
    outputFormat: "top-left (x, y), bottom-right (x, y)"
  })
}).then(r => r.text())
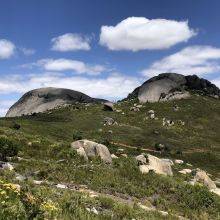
top-left (177, 120), bottom-right (185, 126)
top-left (136, 104), bottom-right (143, 108)
top-left (173, 104), bottom-right (180, 111)
top-left (33, 180), bottom-right (44, 185)
top-left (117, 148), bottom-right (124, 153)
top-left (179, 169), bottom-right (192, 175)
top-left (71, 140), bottom-right (112, 164)
top-left (1, 162), bottom-right (14, 171)
top-left (111, 154), bottom-right (118, 159)
top-left (163, 118), bottom-right (175, 126)
top-left (174, 159), bottom-right (184, 164)
top-left (103, 117), bottom-right (117, 126)
top-left (121, 154), bottom-right (128, 158)
top-left (115, 109), bottom-right (122, 113)
top-left (108, 130), bottom-right (113, 134)
top-left (91, 207), bottom-right (99, 215)
top-left (148, 110), bottom-right (154, 114)
top-left (15, 173), bottom-right (26, 181)
top-left (130, 106), bottom-right (140, 112)
top-left (56, 184), bottom-right (68, 189)
top-left (103, 102), bottom-right (114, 111)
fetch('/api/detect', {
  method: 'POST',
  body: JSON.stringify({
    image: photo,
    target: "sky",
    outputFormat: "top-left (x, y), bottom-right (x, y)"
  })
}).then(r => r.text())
top-left (0, 0), bottom-right (220, 116)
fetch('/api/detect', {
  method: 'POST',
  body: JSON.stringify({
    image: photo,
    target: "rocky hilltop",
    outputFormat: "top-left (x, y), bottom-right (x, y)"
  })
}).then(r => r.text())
top-left (6, 87), bottom-right (106, 117)
top-left (127, 73), bottom-right (220, 103)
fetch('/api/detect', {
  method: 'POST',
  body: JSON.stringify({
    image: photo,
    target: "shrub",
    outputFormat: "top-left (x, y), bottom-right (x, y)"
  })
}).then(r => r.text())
top-left (72, 130), bottom-right (83, 141)
top-left (11, 122), bottom-right (21, 130)
top-left (0, 137), bottom-right (19, 161)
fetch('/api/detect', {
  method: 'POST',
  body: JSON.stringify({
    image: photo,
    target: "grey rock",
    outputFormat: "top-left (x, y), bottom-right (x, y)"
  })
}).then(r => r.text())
top-left (135, 155), bottom-right (147, 164)
top-left (103, 102), bottom-right (114, 111)
top-left (126, 73), bottom-right (220, 103)
top-left (6, 87), bottom-right (107, 117)
top-left (71, 140), bottom-right (112, 164)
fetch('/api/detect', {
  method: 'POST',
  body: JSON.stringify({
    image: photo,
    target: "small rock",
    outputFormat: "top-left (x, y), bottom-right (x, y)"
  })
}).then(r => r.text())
top-left (173, 105), bottom-right (180, 111)
top-left (56, 184), bottom-right (68, 189)
top-left (148, 110), bottom-right (154, 114)
top-left (175, 159), bottom-right (184, 164)
top-left (111, 154), bottom-right (118, 159)
top-left (179, 169), bottom-right (192, 175)
top-left (33, 180), bottom-right (44, 185)
top-left (121, 154), bottom-right (128, 158)
top-left (91, 207), bottom-right (99, 215)
top-left (1, 162), bottom-right (14, 171)
top-left (15, 173), bottom-right (26, 181)
top-left (104, 117), bottom-right (116, 126)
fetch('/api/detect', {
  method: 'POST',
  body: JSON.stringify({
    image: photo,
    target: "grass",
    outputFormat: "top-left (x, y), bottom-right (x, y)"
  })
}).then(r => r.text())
top-left (0, 94), bottom-right (220, 219)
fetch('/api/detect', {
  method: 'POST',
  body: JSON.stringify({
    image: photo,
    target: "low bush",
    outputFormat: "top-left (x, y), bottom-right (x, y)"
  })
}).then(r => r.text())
top-left (0, 136), bottom-right (19, 161)
top-left (72, 130), bottom-right (83, 141)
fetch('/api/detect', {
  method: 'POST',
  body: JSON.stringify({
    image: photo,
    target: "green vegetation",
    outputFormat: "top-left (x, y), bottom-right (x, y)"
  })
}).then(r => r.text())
top-left (0, 95), bottom-right (220, 219)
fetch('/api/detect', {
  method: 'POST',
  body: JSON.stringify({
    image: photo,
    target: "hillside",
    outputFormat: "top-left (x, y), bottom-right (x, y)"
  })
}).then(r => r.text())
top-left (0, 93), bottom-right (220, 219)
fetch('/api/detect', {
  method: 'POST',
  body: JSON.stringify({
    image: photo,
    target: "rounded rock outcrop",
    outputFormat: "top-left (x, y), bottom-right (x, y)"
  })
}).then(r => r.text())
top-left (6, 87), bottom-right (106, 117)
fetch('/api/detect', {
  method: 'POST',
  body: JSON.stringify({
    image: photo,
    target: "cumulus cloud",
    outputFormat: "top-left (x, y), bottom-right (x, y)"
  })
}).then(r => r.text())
top-left (51, 33), bottom-right (91, 51)
top-left (29, 58), bottom-right (106, 75)
top-left (100, 17), bottom-right (196, 51)
top-left (0, 72), bottom-right (141, 102)
top-left (141, 45), bottom-right (220, 77)
top-left (0, 100), bottom-right (15, 117)
top-left (212, 78), bottom-right (220, 88)
top-left (0, 39), bottom-right (16, 59)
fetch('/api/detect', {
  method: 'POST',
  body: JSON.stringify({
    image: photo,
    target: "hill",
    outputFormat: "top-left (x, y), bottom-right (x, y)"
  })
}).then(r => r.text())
top-left (6, 87), bottom-right (107, 117)
top-left (0, 92), bottom-right (220, 219)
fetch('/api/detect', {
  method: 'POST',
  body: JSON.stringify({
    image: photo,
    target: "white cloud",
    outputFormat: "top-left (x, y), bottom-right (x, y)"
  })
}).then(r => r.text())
top-left (141, 45), bottom-right (220, 77)
top-left (0, 100), bottom-right (16, 117)
top-left (34, 58), bottom-right (106, 75)
top-left (100, 17), bottom-right (196, 51)
top-left (212, 78), bottom-right (220, 88)
top-left (0, 72), bottom-right (141, 103)
top-left (20, 47), bottom-right (36, 56)
top-left (51, 33), bottom-right (91, 51)
top-left (0, 39), bottom-right (16, 59)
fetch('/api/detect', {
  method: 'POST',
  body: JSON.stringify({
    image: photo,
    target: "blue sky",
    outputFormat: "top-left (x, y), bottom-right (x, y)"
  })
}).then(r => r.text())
top-left (0, 0), bottom-right (220, 115)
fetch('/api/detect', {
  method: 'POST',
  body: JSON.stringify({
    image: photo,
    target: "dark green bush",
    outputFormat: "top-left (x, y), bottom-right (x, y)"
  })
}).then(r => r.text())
top-left (11, 122), bottom-right (21, 130)
top-left (72, 130), bottom-right (83, 141)
top-left (0, 136), bottom-right (19, 160)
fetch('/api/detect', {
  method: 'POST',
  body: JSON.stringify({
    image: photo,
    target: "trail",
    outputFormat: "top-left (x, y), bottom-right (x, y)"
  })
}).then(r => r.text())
top-left (110, 141), bottom-right (159, 153)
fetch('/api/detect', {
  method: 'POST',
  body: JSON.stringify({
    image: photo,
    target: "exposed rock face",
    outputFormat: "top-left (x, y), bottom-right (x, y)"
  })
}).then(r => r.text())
top-left (6, 87), bottom-right (107, 117)
top-left (127, 73), bottom-right (220, 103)
top-left (71, 140), bottom-right (112, 164)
